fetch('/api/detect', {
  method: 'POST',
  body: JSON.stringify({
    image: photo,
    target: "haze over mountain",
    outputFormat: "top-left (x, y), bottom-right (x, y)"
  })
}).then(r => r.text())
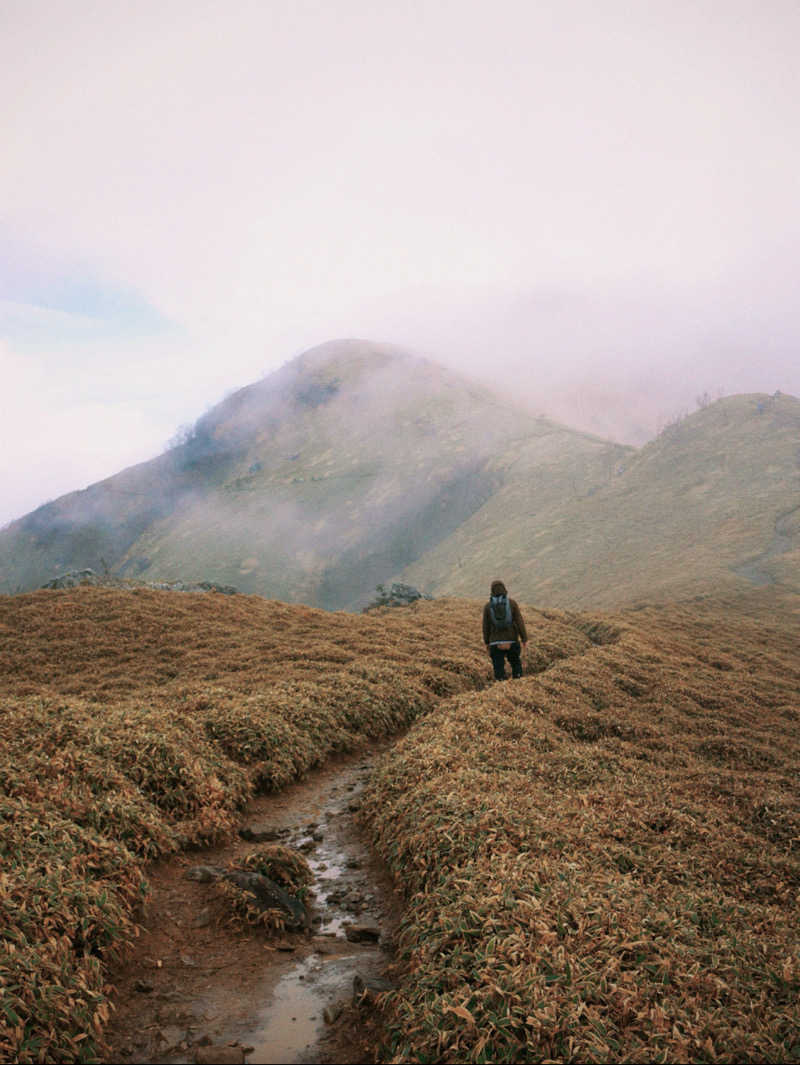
top-left (2, 340), bottom-right (798, 608)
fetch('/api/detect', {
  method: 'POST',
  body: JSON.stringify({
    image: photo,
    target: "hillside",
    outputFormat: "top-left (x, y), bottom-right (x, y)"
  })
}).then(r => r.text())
top-left (0, 585), bottom-right (798, 1062)
top-left (363, 586), bottom-right (800, 1062)
top-left (1, 339), bottom-right (798, 609)
top-left (401, 390), bottom-right (800, 606)
top-left (0, 340), bottom-right (625, 608)
top-left (0, 585), bottom-right (488, 1064)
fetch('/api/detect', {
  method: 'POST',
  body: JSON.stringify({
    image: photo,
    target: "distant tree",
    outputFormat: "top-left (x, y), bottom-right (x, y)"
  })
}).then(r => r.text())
top-left (656, 408), bottom-right (688, 438)
top-left (696, 388), bottom-right (726, 410)
top-left (167, 422), bottom-right (198, 450)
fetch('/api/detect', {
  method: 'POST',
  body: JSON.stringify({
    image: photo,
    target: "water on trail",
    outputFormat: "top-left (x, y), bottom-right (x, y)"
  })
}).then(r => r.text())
top-left (105, 747), bottom-right (401, 1065)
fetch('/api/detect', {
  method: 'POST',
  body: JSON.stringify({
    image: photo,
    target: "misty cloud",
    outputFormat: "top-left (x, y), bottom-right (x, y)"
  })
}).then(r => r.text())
top-left (3, 1), bottom-right (799, 522)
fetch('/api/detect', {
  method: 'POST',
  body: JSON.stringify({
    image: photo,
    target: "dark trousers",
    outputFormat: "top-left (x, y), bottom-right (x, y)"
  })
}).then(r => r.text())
top-left (490, 641), bottom-right (522, 680)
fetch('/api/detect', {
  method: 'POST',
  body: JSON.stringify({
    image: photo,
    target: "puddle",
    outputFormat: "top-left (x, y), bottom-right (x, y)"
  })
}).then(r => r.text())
top-left (105, 747), bottom-right (399, 1065)
top-left (248, 955), bottom-right (325, 1063)
top-left (247, 950), bottom-right (382, 1064)
top-left (240, 759), bottom-right (392, 1064)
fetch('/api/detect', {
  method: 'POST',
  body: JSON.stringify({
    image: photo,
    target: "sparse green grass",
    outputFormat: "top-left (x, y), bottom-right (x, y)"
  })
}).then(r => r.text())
top-left (402, 392), bottom-right (800, 606)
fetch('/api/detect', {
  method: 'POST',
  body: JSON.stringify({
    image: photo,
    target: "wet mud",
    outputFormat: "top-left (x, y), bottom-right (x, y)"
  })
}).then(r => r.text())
top-left (105, 745), bottom-right (401, 1065)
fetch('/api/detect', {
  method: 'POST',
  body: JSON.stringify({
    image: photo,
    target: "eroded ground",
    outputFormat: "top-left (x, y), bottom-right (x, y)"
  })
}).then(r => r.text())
top-left (105, 746), bottom-right (402, 1065)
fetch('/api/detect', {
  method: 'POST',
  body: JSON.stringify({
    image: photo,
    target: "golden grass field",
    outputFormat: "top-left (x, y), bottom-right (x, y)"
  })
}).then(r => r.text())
top-left (0, 587), bottom-right (490, 1063)
top-left (362, 590), bottom-right (800, 1063)
top-left (1, 585), bottom-right (798, 1063)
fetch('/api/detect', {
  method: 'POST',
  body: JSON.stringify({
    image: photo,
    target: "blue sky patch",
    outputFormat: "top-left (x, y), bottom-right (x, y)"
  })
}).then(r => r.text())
top-left (0, 228), bottom-right (176, 345)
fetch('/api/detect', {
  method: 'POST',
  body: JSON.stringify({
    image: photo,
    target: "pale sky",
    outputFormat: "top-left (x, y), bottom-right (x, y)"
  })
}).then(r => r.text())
top-left (3, 0), bottom-right (799, 526)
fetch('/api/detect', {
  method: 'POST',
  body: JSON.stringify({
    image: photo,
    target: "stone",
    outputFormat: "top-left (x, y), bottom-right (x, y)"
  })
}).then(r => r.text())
top-left (41, 569), bottom-right (100, 589)
top-left (184, 865), bottom-right (224, 883)
top-left (238, 826), bottom-right (282, 842)
top-left (343, 923), bottom-right (381, 943)
top-left (159, 1024), bottom-right (185, 1048)
top-left (222, 870), bottom-right (309, 929)
top-left (194, 1046), bottom-right (245, 1065)
top-left (363, 582), bottom-right (432, 611)
top-left (353, 973), bottom-right (395, 1003)
top-left (133, 979), bottom-right (154, 993)
top-left (323, 1000), bottom-right (346, 1025)
top-left (186, 863), bottom-right (308, 930)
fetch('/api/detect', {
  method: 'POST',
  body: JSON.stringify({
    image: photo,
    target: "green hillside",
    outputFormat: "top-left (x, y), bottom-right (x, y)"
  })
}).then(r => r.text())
top-left (401, 390), bottom-right (800, 606)
top-left (1, 341), bottom-right (798, 608)
top-left (0, 341), bottom-right (626, 608)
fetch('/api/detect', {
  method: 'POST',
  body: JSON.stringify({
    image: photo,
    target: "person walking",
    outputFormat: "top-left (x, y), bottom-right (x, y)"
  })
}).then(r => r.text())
top-left (483, 579), bottom-right (528, 680)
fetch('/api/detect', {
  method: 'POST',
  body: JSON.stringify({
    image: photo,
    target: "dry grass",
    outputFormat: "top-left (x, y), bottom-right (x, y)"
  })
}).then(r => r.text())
top-left (215, 844), bottom-right (315, 934)
top-left (3, 585), bottom-right (798, 1063)
top-left (0, 586), bottom-right (497, 1064)
top-left (362, 589), bottom-right (800, 1063)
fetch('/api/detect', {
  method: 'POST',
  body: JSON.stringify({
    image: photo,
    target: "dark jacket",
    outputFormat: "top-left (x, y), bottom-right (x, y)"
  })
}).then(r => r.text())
top-left (483, 596), bottom-right (527, 645)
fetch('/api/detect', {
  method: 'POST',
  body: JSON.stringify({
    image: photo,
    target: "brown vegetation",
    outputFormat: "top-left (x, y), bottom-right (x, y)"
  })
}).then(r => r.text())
top-left (0, 587), bottom-right (492, 1063)
top-left (2, 585), bottom-right (798, 1063)
top-left (361, 588), bottom-right (800, 1063)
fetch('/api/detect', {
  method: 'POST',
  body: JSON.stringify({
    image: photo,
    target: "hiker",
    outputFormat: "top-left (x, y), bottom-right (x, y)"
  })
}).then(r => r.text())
top-left (483, 580), bottom-right (528, 680)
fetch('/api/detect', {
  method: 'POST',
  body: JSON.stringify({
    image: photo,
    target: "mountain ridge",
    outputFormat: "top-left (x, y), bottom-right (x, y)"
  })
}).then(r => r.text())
top-left (2, 340), bottom-right (798, 607)
top-left (400, 388), bottom-right (800, 606)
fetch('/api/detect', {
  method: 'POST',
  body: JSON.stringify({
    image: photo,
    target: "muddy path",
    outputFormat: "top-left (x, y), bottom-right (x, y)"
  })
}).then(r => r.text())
top-left (105, 744), bottom-right (402, 1065)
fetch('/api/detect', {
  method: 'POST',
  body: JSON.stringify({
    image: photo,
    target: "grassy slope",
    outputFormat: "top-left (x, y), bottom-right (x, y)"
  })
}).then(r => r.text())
top-left (400, 392), bottom-right (800, 606)
top-left (0, 342), bottom-right (629, 605)
top-left (362, 588), bottom-right (800, 1063)
top-left (4, 344), bottom-right (797, 611)
top-left (2, 586), bottom-right (798, 1062)
top-left (0, 587), bottom-right (506, 1063)
top-left (118, 347), bottom-right (605, 609)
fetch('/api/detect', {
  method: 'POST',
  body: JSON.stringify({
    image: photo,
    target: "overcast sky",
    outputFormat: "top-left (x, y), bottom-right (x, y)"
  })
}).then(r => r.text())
top-left (3, 0), bottom-right (799, 526)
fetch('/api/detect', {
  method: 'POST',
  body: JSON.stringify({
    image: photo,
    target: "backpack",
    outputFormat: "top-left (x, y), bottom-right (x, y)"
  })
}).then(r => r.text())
top-left (489, 594), bottom-right (512, 627)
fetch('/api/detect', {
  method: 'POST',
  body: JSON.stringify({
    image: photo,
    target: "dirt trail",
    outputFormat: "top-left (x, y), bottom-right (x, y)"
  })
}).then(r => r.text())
top-left (105, 744), bottom-right (402, 1065)
top-left (732, 504), bottom-right (800, 586)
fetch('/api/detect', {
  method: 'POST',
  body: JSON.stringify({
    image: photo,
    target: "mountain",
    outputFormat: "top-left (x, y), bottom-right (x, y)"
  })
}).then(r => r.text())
top-left (0, 341), bottom-right (628, 607)
top-left (2, 340), bottom-right (798, 608)
top-left (400, 390), bottom-right (800, 606)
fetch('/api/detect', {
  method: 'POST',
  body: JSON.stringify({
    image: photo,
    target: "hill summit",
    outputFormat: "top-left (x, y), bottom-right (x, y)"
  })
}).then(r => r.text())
top-left (1, 340), bottom-right (798, 607)
top-left (403, 389), bottom-right (800, 606)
